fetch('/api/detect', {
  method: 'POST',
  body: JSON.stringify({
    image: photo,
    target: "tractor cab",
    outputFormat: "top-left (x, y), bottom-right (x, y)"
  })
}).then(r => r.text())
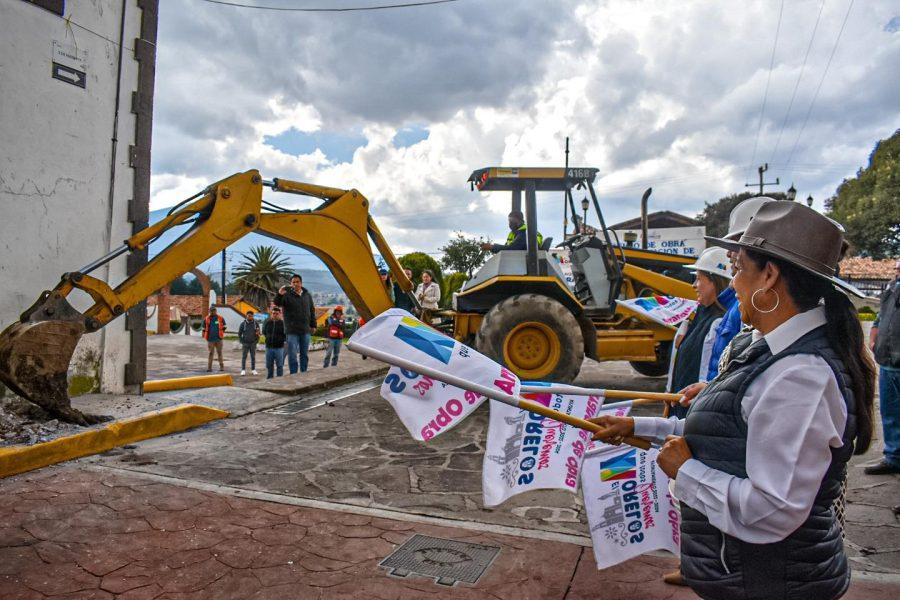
top-left (459, 167), bottom-right (622, 317)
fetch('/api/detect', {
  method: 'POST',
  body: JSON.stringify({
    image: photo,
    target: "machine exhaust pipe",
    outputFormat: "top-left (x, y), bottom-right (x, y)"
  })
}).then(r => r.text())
top-left (640, 188), bottom-right (652, 250)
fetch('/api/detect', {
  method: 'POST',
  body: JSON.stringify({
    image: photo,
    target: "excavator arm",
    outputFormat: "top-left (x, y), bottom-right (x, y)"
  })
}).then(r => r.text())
top-left (0, 170), bottom-right (414, 423)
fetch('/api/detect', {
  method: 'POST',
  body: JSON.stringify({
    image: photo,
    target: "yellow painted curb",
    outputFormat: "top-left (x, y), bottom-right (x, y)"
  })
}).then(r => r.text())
top-left (143, 373), bottom-right (233, 393)
top-left (0, 404), bottom-right (229, 478)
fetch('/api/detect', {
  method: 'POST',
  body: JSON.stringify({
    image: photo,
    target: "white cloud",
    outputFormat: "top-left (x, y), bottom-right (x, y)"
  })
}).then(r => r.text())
top-left (150, 0), bottom-right (900, 254)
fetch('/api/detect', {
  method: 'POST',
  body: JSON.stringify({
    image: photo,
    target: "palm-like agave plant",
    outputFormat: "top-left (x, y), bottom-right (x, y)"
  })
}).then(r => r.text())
top-left (232, 245), bottom-right (293, 310)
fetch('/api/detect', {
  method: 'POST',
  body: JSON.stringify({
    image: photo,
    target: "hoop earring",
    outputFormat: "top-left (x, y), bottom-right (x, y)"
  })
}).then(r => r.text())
top-left (751, 288), bottom-right (779, 314)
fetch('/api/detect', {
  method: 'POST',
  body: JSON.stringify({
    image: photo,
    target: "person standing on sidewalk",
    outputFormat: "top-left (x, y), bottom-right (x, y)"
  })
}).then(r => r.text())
top-left (393, 268), bottom-right (416, 311)
top-left (202, 306), bottom-right (225, 372)
top-left (416, 269), bottom-right (440, 323)
top-left (866, 261), bottom-right (900, 475)
top-left (323, 306), bottom-right (346, 368)
top-left (274, 274), bottom-right (316, 374)
top-left (238, 310), bottom-right (260, 376)
top-left (263, 307), bottom-right (287, 379)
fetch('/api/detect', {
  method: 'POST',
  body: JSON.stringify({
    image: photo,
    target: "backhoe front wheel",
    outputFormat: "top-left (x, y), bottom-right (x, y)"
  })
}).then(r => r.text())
top-left (629, 341), bottom-right (672, 377)
top-left (476, 294), bottom-right (583, 383)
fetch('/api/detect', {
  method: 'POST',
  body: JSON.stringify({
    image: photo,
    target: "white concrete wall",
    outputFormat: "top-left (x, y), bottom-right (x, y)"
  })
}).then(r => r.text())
top-left (0, 1), bottom-right (145, 393)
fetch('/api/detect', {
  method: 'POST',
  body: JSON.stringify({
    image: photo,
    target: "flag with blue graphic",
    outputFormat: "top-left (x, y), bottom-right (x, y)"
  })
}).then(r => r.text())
top-left (581, 444), bottom-right (681, 569)
top-left (349, 309), bottom-right (520, 441)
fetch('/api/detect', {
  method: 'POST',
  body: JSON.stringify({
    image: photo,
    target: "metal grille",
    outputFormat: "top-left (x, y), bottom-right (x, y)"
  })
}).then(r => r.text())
top-left (379, 534), bottom-right (501, 587)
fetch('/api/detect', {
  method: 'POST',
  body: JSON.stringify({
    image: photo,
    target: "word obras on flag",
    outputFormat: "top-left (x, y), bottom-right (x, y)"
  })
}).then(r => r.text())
top-left (483, 393), bottom-right (600, 507)
top-left (353, 309), bottom-right (521, 441)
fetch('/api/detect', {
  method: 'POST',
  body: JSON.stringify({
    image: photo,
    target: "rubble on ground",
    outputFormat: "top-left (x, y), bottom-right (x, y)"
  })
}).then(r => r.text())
top-left (0, 394), bottom-right (81, 446)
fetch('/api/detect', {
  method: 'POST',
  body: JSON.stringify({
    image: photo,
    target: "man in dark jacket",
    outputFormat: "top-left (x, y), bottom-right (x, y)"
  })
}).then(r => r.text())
top-left (393, 268), bottom-right (415, 311)
top-left (238, 310), bottom-right (260, 376)
top-left (866, 261), bottom-right (900, 475)
top-left (262, 306), bottom-right (287, 379)
top-left (274, 274), bottom-right (316, 374)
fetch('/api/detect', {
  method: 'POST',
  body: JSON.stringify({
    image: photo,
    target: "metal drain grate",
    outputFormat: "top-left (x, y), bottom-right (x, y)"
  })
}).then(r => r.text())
top-left (379, 534), bottom-right (501, 587)
top-left (266, 378), bottom-right (380, 415)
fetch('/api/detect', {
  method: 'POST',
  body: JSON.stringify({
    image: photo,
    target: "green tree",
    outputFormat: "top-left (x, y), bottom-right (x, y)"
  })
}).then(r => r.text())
top-left (826, 130), bottom-right (900, 258)
top-left (232, 245), bottom-right (293, 309)
top-left (442, 272), bottom-right (468, 307)
top-left (696, 191), bottom-right (787, 238)
top-left (439, 232), bottom-right (492, 278)
top-left (399, 252), bottom-right (444, 290)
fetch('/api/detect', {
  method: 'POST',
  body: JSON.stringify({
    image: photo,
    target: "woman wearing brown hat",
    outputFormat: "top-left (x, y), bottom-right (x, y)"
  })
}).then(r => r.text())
top-left (591, 202), bottom-right (876, 600)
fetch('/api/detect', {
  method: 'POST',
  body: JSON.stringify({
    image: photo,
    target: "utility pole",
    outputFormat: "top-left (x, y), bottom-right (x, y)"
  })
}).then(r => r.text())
top-left (563, 137), bottom-right (569, 240)
top-left (745, 163), bottom-right (779, 195)
top-left (220, 250), bottom-right (227, 305)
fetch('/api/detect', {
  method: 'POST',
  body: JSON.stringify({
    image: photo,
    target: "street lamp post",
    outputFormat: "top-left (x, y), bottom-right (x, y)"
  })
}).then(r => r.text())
top-left (786, 184), bottom-right (797, 202)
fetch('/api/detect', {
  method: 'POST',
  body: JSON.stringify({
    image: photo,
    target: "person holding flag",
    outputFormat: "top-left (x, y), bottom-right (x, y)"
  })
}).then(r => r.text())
top-left (590, 202), bottom-right (875, 600)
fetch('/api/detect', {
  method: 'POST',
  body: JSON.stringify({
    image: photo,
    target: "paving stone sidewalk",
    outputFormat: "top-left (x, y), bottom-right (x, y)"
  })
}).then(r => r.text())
top-left (2, 466), bottom-right (896, 600)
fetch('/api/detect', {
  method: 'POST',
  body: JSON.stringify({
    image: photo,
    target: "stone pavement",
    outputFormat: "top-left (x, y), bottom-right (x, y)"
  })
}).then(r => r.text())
top-left (1, 465), bottom-right (895, 599)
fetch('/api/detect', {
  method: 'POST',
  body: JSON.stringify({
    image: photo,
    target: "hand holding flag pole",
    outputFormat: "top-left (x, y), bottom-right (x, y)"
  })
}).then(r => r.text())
top-left (348, 340), bottom-right (654, 450)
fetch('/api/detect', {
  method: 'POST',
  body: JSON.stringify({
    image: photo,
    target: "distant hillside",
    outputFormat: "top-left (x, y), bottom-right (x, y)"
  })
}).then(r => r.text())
top-left (148, 208), bottom-right (343, 292)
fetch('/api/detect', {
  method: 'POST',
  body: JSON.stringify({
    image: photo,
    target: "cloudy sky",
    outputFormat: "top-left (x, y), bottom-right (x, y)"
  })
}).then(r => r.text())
top-left (150, 0), bottom-right (899, 258)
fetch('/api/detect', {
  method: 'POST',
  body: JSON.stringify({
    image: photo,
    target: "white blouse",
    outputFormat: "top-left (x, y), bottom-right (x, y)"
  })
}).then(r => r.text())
top-left (633, 307), bottom-right (848, 544)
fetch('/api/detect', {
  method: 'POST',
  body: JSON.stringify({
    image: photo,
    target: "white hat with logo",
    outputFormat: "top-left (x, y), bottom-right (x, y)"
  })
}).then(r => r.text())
top-left (685, 247), bottom-right (732, 280)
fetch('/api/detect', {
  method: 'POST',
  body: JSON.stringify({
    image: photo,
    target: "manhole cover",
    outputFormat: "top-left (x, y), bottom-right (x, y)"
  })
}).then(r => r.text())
top-left (379, 534), bottom-right (501, 587)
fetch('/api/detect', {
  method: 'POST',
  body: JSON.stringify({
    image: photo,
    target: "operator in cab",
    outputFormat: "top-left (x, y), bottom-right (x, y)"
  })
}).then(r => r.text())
top-left (480, 211), bottom-right (542, 253)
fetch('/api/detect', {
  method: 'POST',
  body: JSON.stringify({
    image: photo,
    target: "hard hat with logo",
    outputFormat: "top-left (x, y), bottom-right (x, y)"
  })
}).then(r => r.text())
top-left (685, 247), bottom-right (732, 280)
top-left (333, 305), bottom-right (344, 312)
top-left (719, 196), bottom-right (777, 241)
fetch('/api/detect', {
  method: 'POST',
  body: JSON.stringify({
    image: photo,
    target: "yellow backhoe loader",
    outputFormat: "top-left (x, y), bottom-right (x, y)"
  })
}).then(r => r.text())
top-left (0, 170), bottom-right (416, 424)
top-left (447, 167), bottom-right (697, 383)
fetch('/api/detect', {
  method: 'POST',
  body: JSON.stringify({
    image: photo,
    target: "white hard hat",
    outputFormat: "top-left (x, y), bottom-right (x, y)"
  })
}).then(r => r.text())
top-left (686, 247), bottom-right (732, 280)
top-left (723, 197), bottom-right (776, 241)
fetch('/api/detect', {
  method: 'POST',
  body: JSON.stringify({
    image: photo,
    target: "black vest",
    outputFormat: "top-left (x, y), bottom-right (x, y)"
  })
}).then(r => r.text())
top-left (680, 326), bottom-right (856, 600)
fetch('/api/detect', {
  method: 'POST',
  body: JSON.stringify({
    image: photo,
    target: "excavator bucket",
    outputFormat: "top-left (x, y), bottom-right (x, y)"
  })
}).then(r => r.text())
top-left (0, 291), bottom-right (108, 425)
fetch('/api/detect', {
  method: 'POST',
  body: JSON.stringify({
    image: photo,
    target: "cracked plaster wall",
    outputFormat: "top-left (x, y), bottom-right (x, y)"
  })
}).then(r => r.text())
top-left (0, 1), bottom-right (144, 393)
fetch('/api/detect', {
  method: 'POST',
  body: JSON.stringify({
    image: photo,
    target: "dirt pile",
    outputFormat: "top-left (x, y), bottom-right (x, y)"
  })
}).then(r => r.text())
top-left (0, 394), bottom-right (81, 446)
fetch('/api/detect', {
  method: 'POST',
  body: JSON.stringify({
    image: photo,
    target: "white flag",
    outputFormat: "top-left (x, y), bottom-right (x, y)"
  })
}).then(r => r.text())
top-left (582, 445), bottom-right (681, 570)
top-left (482, 392), bottom-right (602, 507)
top-left (351, 309), bottom-right (519, 441)
top-left (619, 295), bottom-right (698, 327)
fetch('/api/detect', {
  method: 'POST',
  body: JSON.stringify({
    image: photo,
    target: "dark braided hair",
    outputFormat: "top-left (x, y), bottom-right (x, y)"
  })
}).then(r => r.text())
top-left (746, 250), bottom-right (876, 454)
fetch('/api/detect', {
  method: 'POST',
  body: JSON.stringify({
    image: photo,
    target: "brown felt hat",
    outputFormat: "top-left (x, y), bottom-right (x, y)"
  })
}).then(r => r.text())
top-left (706, 201), bottom-right (863, 297)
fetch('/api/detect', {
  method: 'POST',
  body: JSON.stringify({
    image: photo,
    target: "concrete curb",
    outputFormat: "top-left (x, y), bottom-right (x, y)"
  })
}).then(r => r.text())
top-left (0, 404), bottom-right (229, 478)
top-left (240, 366), bottom-right (388, 397)
top-left (143, 373), bottom-right (233, 392)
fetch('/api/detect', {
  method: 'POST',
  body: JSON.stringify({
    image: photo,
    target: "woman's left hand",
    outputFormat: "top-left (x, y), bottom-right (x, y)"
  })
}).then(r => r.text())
top-left (657, 435), bottom-right (692, 479)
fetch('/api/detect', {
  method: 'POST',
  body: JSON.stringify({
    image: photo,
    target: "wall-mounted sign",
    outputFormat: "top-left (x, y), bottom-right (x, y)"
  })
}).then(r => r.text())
top-left (51, 62), bottom-right (85, 88)
top-left (51, 40), bottom-right (87, 89)
top-left (612, 225), bottom-right (707, 257)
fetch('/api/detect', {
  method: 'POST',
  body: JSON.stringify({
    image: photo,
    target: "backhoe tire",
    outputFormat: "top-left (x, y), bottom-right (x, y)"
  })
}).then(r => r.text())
top-left (629, 341), bottom-right (672, 377)
top-left (476, 294), bottom-right (583, 383)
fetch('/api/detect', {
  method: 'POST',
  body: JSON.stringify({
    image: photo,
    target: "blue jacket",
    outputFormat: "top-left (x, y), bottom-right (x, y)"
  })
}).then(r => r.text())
top-left (706, 287), bottom-right (739, 380)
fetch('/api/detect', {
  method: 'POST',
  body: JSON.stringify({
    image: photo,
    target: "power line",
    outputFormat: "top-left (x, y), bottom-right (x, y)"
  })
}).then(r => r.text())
top-left (769, 0), bottom-right (825, 164)
top-left (194, 0), bottom-right (461, 12)
top-left (747, 0), bottom-right (784, 180)
top-left (783, 0), bottom-right (855, 172)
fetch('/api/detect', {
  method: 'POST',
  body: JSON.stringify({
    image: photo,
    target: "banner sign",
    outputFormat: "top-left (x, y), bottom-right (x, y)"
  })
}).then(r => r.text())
top-left (619, 295), bottom-right (698, 327)
top-left (482, 393), bottom-right (601, 507)
top-left (582, 445), bottom-right (681, 570)
top-left (352, 309), bottom-right (520, 441)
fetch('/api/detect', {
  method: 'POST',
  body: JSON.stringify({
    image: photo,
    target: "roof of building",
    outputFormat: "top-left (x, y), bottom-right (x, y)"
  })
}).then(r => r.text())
top-left (610, 211), bottom-right (700, 230)
top-left (839, 257), bottom-right (899, 280)
top-left (147, 294), bottom-right (259, 317)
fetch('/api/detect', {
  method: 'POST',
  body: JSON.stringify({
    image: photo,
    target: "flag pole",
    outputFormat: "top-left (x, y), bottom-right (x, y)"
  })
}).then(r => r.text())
top-left (348, 341), bottom-right (653, 451)
top-left (520, 383), bottom-right (680, 403)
